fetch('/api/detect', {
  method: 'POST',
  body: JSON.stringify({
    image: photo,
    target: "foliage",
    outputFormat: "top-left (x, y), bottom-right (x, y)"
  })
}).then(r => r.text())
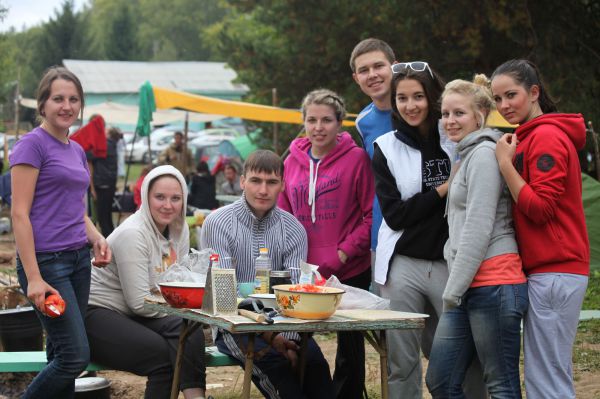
top-left (84, 0), bottom-right (140, 60)
top-left (583, 271), bottom-right (600, 310)
top-left (32, 0), bottom-right (89, 72)
top-left (0, 0), bottom-right (599, 150)
top-left (207, 0), bottom-right (600, 151)
top-left (135, 0), bottom-right (228, 61)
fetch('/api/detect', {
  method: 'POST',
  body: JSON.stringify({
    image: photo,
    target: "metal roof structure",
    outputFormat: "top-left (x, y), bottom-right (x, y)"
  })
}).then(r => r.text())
top-left (62, 60), bottom-right (248, 95)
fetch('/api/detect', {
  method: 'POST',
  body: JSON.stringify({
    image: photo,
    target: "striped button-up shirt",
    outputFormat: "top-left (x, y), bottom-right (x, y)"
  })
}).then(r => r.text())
top-left (200, 196), bottom-right (307, 283)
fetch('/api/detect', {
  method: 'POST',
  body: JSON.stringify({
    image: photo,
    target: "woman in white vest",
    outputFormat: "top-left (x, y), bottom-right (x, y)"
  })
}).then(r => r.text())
top-left (371, 62), bottom-right (485, 399)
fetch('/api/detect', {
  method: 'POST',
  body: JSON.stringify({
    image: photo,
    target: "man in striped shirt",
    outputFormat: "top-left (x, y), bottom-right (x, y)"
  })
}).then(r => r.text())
top-left (201, 150), bottom-right (333, 399)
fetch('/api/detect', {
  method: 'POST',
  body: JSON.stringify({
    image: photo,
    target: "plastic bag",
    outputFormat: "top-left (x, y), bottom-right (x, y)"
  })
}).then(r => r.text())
top-left (187, 248), bottom-right (213, 285)
top-left (325, 275), bottom-right (390, 310)
top-left (156, 248), bottom-right (213, 287)
top-left (156, 262), bottom-right (195, 285)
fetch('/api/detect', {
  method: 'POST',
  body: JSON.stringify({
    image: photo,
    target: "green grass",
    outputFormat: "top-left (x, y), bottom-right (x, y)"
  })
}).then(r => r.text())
top-left (573, 319), bottom-right (600, 374)
top-left (583, 271), bottom-right (600, 310)
top-left (119, 162), bottom-right (144, 188)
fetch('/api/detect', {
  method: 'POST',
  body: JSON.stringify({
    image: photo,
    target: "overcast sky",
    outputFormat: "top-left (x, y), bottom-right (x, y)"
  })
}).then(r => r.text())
top-left (1, 0), bottom-right (88, 32)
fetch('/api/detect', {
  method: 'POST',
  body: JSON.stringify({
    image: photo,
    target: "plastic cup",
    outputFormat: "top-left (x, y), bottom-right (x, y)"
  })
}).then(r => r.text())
top-left (237, 282), bottom-right (255, 298)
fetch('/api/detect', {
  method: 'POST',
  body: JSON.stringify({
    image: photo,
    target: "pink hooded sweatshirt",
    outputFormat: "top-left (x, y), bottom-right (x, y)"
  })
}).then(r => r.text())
top-left (278, 132), bottom-right (374, 281)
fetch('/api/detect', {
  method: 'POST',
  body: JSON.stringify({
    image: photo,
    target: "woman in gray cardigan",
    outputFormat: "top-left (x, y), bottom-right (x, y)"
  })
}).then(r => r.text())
top-left (426, 76), bottom-right (528, 398)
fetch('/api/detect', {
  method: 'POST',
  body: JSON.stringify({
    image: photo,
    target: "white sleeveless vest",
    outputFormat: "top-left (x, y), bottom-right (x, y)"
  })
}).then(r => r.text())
top-left (373, 129), bottom-right (454, 284)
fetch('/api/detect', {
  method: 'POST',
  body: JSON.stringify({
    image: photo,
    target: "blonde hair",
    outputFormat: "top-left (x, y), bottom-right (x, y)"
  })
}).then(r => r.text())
top-left (301, 89), bottom-right (346, 122)
top-left (441, 74), bottom-right (494, 128)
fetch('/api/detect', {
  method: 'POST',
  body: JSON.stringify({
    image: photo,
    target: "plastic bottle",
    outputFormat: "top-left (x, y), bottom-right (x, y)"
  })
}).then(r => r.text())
top-left (254, 248), bottom-right (271, 294)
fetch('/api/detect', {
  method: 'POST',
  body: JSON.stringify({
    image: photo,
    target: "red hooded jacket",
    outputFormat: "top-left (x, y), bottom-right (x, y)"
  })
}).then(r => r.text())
top-left (71, 115), bottom-right (107, 158)
top-left (513, 113), bottom-right (589, 276)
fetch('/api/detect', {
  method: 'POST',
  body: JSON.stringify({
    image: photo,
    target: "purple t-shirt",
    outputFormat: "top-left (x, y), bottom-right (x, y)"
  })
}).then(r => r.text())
top-left (10, 127), bottom-right (90, 252)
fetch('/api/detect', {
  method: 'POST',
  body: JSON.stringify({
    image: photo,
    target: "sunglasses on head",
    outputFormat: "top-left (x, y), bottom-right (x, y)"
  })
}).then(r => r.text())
top-left (391, 61), bottom-right (434, 78)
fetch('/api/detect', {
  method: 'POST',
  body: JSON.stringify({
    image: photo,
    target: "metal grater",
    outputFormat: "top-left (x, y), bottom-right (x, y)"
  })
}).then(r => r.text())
top-left (202, 266), bottom-right (238, 315)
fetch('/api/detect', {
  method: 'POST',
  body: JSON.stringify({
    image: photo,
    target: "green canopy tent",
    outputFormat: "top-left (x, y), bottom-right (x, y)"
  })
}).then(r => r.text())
top-left (230, 129), bottom-right (261, 160)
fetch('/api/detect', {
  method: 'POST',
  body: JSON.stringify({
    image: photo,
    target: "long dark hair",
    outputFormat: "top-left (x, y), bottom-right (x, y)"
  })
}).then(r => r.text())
top-left (390, 65), bottom-right (445, 138)
top-left (491, 59), bottom-right (557, 113)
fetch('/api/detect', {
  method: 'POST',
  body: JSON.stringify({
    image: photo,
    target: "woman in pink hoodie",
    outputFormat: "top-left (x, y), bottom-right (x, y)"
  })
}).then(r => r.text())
top-left (279, 89), bottom-right (374, 399)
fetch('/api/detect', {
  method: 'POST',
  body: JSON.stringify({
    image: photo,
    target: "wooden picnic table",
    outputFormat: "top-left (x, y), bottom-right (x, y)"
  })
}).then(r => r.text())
top-left (145, 300), bottom-right (426, 399)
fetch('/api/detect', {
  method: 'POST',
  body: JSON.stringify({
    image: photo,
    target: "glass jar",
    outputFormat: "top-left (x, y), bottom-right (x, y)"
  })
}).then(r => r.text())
top-left (269, 270), bottom-right (292, 293)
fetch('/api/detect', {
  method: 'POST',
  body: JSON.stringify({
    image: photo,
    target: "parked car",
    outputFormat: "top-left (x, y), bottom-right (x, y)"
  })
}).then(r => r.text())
top-left (147, 131), bottom-right (201, 163)
top-left (126, 128), bottom-right (199, 163)
top-left (196, 127), bottom-right (242, 140)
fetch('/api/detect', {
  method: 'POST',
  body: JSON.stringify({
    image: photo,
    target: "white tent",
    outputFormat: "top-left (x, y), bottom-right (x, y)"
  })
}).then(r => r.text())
top-left (19, 98), bottom-right (225, 126)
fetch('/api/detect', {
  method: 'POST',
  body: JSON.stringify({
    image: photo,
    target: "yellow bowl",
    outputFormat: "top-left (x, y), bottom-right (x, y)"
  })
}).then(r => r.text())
top-left (272, 284), bottom-right (345, 320)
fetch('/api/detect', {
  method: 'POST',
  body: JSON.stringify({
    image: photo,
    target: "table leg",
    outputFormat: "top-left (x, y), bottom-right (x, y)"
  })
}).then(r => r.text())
top-left (242, 333), bottom-right (255, 399)
top-left (380, 331), bottom-right (388, 399)
top-left (170, 320), bottom-right (201, 399)
top-left (297, 332), bottom-right (309, 386)
top-left (362, 330), bottom-right (389, 399)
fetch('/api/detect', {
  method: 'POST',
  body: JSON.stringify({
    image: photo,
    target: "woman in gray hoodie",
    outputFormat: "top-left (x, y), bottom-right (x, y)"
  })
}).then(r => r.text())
top-left (86, 165), bottom-right (208, 399)
top-left (426, 76), bottom-right (528, 398)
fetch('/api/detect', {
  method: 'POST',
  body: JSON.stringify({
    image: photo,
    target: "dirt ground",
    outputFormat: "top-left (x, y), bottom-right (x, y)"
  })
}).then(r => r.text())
top-left (1, 230), bottom-right (600, 399)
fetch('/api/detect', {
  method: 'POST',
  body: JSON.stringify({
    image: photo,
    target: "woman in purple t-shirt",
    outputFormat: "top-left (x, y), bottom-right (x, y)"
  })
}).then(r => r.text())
top-left (10, 66), bottom-right (111, 399)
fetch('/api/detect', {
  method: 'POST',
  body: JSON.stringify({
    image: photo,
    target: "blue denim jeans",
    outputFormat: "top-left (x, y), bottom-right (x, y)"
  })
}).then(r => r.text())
top-left (17, 246), bottom-right (92, 399)
top-left (426, 283), bottom-right (528, 399)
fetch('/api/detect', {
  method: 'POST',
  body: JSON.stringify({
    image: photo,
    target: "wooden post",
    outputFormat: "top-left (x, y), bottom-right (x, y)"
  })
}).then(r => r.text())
top-left (589, 121), bottom-right (600, 181)
top-left (146, 134), bottom-right (152, 166)
top-left (184, 112), bottom-right (190, 173)
top-left (272, 88), bottom-right (279, 154)
top-left (14, 69), bottom-right (20, 140)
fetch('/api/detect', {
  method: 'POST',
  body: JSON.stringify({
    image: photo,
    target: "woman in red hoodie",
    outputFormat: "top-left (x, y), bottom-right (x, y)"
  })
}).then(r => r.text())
top-left (278, 89), bottom-right (374, 399)
top-left (492, 59), bottom-right (589, 399)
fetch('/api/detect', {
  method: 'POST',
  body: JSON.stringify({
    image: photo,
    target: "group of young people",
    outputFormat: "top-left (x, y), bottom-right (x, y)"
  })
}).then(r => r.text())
top-left (348, 39), bottom-right (589, 399)
top-left (9, 37), bottom-right (589, 399)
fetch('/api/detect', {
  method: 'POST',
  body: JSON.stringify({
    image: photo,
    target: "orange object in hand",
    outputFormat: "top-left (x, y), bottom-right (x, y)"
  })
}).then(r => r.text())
top-left (44, 294), bottom-right (66, 318)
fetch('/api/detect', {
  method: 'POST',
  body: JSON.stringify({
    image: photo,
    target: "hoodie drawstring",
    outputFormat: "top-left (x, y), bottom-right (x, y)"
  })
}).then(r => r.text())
top-left (308, 159), bottom-right (321, 223)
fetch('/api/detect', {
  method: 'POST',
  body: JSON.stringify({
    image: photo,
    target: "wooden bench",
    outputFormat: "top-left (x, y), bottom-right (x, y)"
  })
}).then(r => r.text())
top-left (0, 346), bottom-right (237, 373)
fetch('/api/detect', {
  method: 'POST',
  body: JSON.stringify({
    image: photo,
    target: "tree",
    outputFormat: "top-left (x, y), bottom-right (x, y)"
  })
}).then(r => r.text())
top-left (32, 0), bottom-right (88, 73)
top-left (0, 1), bottom-right (6, 21)
top-left (136, 0), bottom-right (227, 61)
top-left (205, 0), bottom-right (600, 150)
top-left (84, 0), bottom-right (140, 60)
top-left (105, 2), bottom-right (138, 60)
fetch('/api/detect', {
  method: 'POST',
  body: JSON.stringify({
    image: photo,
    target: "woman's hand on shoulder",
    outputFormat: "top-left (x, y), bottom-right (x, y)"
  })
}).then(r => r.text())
top-left (91, 236), bottom-right (112, 267)
top-left (495, 133), bottom-right (518, 168)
